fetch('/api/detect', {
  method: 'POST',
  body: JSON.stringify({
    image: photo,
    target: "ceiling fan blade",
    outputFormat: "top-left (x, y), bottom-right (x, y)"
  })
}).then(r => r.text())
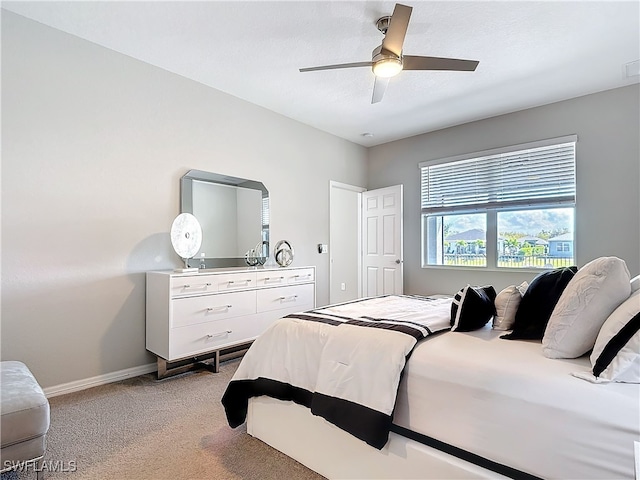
top-left (403, 55), bottom-right (479, 72)
top-left (299, 61), bottom-right (372, 73)
top-left (382, 3), bottom-right (412, 57)
top-left (371, 76), bottom-right (390, 104)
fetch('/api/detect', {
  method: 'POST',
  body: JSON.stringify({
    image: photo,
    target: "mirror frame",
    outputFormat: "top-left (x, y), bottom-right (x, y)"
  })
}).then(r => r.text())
top-left (180, 170), bottom-right (269, 268)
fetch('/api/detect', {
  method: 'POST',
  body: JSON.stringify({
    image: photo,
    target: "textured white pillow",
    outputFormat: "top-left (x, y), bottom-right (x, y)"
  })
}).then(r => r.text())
top-left (573, 290), bottom-right (640, 383)
top-left (630, 275), bottom-right (640, 293)
top-left (542, 256), bottom-right (631, 359)
top-left (493, 282), bottom-right (528, 331)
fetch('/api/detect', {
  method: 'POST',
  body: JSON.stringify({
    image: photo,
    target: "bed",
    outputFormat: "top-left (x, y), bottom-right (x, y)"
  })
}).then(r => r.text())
top-left (222, 289), bottom-right (640, 480)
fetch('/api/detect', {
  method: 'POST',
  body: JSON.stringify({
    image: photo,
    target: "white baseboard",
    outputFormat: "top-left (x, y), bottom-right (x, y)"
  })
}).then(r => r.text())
top-left (43, 363), bottom-right (157, 398)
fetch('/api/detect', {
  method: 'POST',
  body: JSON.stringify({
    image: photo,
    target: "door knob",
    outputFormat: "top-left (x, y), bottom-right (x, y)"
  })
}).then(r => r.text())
top-left (395, 259), bottom-right (401, 264)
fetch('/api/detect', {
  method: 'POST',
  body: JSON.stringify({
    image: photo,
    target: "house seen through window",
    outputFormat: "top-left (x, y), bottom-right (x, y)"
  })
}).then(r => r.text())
top-left (420, 136), bottom-right (577, 269)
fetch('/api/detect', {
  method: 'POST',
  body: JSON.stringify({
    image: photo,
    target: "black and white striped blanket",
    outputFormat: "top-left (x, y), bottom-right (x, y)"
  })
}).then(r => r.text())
top-left (222, 295), bottom-right (452, 449)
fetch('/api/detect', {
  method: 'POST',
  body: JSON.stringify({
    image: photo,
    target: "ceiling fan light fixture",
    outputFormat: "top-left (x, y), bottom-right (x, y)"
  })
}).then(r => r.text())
top-left (372, 57), bottom-right (403, 78)
top-left (298, 3), bottom-right (479, 104)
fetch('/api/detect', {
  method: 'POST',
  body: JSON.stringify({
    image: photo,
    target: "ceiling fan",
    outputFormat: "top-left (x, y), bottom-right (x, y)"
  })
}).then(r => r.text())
top-left (299, 3), bottom-right (479, 104)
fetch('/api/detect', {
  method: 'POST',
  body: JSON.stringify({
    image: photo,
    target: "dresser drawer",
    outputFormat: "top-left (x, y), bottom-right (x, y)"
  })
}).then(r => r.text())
top-left (255, 268), bottom-right (314, 287)
top-left (284, 268), bottom-right (315, 284)
top-left (214, 272), bottom-right (257, 292)
top-left (256, 283), bottom-right (315, 313)
top-left (171, 290), bottom-right (257, 328)
top-left (168, 319), bottom-right (255, 360)
top-left (255, 271), bottom-right (287, 288)
top-left (170, 275), bottom-right (215, 298)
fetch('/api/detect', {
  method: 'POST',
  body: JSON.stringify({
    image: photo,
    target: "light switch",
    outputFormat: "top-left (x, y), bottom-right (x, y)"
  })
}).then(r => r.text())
top-left (317, 244), bottom-right (328, 254)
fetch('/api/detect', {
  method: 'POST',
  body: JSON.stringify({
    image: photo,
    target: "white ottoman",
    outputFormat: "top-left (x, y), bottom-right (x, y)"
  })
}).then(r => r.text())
top-left (0, 361), bottom-right (50, 479)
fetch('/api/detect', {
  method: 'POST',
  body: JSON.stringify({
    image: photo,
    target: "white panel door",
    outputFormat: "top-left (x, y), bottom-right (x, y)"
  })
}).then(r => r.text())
top-left (362, 185), bottom-right (403, 296)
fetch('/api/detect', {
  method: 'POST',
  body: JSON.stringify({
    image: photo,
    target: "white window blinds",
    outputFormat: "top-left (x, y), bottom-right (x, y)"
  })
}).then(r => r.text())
top-left (420, 137), bottom-right (576, 214)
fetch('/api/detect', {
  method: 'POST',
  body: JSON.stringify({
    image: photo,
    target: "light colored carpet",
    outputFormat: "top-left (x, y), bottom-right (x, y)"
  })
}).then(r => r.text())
top-left (4, 359), bottom-right (325, 480)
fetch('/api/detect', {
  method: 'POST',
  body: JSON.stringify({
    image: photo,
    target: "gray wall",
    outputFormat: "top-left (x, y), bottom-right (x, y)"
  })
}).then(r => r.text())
top-left (369, 84), bottom-right (640, 296)
top-left (1, 12), bottom-right (368, 388)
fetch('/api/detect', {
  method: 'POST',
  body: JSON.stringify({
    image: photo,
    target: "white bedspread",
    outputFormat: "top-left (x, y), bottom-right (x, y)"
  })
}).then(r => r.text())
top-left (394, 324), bottom-right (640, 479)
top-left (222, 295), bottom-right (453, 448)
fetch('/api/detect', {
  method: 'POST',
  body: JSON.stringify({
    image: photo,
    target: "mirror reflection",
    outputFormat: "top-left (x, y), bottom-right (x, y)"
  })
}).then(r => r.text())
top-left (180, 170), bottom-right (269, 268)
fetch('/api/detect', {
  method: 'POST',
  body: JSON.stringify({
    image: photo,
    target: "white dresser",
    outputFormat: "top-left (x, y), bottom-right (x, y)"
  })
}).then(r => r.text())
top-left (146, 265), bottom-right (316, 377)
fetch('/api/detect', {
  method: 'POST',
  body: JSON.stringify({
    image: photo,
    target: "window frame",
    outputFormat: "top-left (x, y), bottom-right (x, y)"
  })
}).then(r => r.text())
top-left (420, 135), bottom-right (577, 271)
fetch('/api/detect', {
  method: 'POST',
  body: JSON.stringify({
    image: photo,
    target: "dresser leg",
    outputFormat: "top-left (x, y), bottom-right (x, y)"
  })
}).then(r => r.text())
top-left (156, 352), bottom-right (220, 379)
top-left (157, 357), bottom-right (169, 379)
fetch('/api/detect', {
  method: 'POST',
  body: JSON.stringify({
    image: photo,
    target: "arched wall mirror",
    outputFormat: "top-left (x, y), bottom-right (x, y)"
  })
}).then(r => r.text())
top-left (180, 170), bottom-right (269, 268)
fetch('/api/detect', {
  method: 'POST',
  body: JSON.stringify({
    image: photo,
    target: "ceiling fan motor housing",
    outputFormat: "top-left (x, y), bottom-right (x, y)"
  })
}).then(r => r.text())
top-left (372, 44), bottom-right (401, 62)
top-left (376, 16), bottom-right (391, 34)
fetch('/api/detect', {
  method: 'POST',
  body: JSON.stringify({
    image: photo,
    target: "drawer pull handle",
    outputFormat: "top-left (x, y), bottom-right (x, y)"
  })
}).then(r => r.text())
top-left (264, 276), bottom-right (285, 281)
top-left (228, 280), bottom-right (252, 284)
top-left (279, 295), bottom-right (298, 300)
top-left (294, 274), bottom-right (311, 278)
top-left (206, 330), bottom-right (232, 339)
top-left (205, 283), bottom-right (212, 286)
top-left (206, 305), bottom-right (232, 311)
top-left (183, 283), bottom-right (211, 288)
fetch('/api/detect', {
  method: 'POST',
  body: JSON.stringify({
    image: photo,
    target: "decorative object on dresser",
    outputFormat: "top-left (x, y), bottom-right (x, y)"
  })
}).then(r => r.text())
top-left (274, 240), bottom-right (294, 267)
top-left (170, 213), bottom-right (203, 273)
top-left (244, 241), bottom-right (267, 267)
top-left (146, 266), bottom-right (316, 379)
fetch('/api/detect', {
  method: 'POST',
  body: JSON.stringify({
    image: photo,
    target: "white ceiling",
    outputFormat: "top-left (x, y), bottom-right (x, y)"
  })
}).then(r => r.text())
top-left (3, 1), bottom-right (639, 146)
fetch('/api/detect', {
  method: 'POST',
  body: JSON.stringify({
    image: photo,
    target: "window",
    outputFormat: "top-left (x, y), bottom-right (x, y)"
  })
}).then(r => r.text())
top-left (424, 213), bottom-right (487, 267)
top-left (497, 208), bottom-right (574, 268)
top-left (421, 136), bottom-right (576, 269)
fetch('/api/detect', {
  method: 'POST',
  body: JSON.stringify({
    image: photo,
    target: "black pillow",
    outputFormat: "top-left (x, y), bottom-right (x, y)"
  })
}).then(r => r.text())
top-left (451, 285), bottom-right (497, 332)
top-left (501, 266), bottom-right (578, 340)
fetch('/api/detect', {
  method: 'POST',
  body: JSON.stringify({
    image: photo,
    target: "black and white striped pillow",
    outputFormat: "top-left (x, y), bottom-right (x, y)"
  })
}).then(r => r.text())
top-left (451, 285), bottom-right (497, 332)
top-left (589, 290), bottom-right (640, 383)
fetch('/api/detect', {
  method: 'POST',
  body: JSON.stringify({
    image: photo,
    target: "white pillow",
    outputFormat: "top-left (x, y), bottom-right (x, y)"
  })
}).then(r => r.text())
top-left (573, 290), bottom-right (640, 383)
top-left (542, 256), bottom-right (631, 359)
top-left (493, 282), bottom-right (528, 331)
top-left (630, 274), bottom-right (640, 293)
